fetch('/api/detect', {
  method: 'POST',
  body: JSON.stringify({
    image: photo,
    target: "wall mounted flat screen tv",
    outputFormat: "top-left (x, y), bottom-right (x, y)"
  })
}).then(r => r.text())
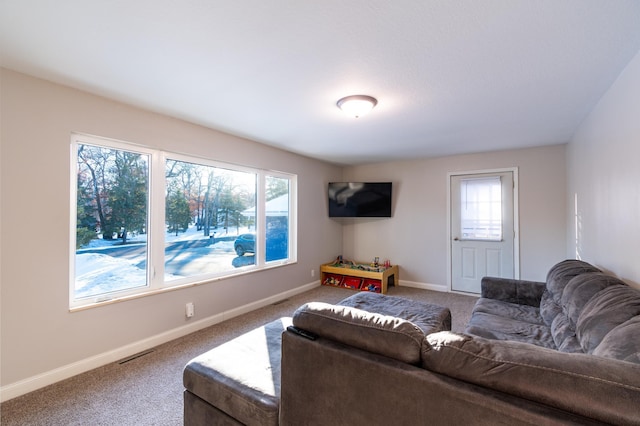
top-left (328, 182), bottom-right (392, 218)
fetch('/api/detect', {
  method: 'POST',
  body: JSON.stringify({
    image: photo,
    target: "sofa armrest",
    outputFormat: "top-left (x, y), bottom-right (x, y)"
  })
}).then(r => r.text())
top-left (481, 276), bottom-right (546, 307)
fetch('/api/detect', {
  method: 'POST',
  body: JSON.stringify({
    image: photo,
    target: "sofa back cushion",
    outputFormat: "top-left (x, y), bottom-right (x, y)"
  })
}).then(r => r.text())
top-left (593, 316), bottom-right (640, 363)
top-left (547, 272), bottom-right (626, 352)
top-left (545, 260), bottom-right (602, 305)
top-left (292, 302), bottom-right (425, 364)
top-left (538, 260), bottom-right (602, 352)
top-left (549, 314), bottom-right (582, 352)
top-left (540, 260), bottom-right (601, 322)
top-left (422, 331), bottom-right (640, 425)
top-left (561, 273), bottom-right (623, 327)
top-left (577, 284), bottom-right (640, 354)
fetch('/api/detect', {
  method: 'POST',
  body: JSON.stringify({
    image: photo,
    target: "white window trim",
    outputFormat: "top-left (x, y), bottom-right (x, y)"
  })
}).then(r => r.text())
top-left (70, 133), bottom-right (297, 310)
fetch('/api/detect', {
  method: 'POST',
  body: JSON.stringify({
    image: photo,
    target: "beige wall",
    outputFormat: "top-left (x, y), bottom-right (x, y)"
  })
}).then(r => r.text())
top-left (342, 144), bottom-right (567, 287)
top-left (0, 69), bottom-right (343, 393)
top-left (567, 49), bottom-right (640, 287)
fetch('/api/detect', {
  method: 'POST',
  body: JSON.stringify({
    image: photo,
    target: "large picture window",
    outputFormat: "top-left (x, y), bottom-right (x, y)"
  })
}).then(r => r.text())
top-left (71, 134), bottom-right (296, 308)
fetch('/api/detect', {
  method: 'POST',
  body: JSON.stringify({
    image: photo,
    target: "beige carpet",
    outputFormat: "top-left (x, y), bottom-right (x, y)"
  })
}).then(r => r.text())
top-left (0, 285), bottom-right (477, 425)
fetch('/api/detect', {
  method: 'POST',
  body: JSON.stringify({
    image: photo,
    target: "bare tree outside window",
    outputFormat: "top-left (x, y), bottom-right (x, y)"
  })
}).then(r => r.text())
top-left (75, 144), bottom-right (149, 300)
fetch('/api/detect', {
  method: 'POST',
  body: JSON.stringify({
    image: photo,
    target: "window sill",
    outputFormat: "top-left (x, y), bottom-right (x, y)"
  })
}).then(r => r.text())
top-left (69, 260), bottom-right (295, 312)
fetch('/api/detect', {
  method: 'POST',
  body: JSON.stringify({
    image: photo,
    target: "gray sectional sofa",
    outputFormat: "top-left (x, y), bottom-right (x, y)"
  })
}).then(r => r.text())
top-left (281, 260), bottom-right (640, 425)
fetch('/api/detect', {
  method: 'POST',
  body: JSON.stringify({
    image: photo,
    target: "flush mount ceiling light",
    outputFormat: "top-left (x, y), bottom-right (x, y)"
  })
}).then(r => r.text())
top-left (336, 95), bottom-right (378, 118)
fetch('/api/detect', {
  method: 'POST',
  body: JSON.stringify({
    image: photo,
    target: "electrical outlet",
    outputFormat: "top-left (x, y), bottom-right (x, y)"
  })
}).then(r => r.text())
top-left (311, 269), bottom-right (315, 278)
top-left (186, 302), bottom-right (195, 318)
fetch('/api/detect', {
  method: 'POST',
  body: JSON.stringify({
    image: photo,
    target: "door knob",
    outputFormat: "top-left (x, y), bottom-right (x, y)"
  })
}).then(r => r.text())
top-left (453, 237), bottom-right (459, 241)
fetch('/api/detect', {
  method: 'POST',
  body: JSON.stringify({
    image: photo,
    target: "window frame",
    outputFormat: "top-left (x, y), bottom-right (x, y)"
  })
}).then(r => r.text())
top-left (69, 133), bottom-right (297, 310)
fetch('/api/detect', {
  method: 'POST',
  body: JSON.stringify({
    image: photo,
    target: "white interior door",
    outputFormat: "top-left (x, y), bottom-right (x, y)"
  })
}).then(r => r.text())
top-left (450, 171), bottom-right (516, 294)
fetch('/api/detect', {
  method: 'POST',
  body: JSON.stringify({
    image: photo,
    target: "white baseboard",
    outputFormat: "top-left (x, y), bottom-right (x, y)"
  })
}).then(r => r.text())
top-left (399, 279), bottom-right (449, 292)
top-left (0, 281), bottom-right (320, 403)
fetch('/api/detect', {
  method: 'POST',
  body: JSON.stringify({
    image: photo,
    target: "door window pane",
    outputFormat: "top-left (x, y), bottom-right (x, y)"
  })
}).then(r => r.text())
top-left (75, 144), bottom-right (149, 300)
top-left (460, 176), bottom-right (502, 240)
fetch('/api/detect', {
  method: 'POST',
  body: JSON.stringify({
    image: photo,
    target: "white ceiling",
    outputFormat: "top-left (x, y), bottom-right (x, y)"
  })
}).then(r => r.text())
top-left (2, 1), bottom-right (640, 165)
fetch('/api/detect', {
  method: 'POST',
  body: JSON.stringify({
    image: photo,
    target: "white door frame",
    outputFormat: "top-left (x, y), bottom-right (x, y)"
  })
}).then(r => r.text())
top-left (447, 167), bottom-right (520, 293)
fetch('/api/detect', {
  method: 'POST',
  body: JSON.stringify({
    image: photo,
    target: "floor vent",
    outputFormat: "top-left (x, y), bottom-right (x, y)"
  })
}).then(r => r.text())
top-left (118, 349), bottom-right (155, 365)
top-left (272, 298), bottom-right (290, 306)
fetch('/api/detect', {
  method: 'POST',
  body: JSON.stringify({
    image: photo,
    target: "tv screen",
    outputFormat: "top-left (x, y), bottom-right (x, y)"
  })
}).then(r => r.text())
top-left (328, 182), bottom-right (392, 218)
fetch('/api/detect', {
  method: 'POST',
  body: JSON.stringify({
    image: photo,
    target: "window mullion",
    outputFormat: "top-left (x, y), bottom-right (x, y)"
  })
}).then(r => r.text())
top-left (256, 173), bottom-right (266, 267)
top-left (149, 151), bottom-right (167, 289)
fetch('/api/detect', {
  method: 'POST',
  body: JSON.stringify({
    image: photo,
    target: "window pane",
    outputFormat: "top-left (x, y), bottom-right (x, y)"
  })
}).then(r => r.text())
top-left (265, 176), bottom-right (289, 262)
top-left (164, 159), bottom-right (257, 280)
top-left (460, 176), bottom-right (502, 240)
top-left (75, 144), bottom-right (149, 300)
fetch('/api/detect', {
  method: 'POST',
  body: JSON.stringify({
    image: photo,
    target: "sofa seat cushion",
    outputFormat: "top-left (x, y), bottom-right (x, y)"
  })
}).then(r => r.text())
top-left (465, 311), bottom-right (556, 349)
top-left (422, 331), bottom-right (640, 425)
top-left (183, 318), bottom-right (291, 426)
top-left (471, 298), bottom-right (544, 325)
top-left (465, 298), bottom-right (555, 349)
top-left (336, 292), bottom-right (452, 335)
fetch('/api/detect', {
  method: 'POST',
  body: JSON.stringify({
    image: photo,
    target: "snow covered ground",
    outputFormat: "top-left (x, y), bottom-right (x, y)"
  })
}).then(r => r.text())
top-left (75, 225), bottom-right (252, 299)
